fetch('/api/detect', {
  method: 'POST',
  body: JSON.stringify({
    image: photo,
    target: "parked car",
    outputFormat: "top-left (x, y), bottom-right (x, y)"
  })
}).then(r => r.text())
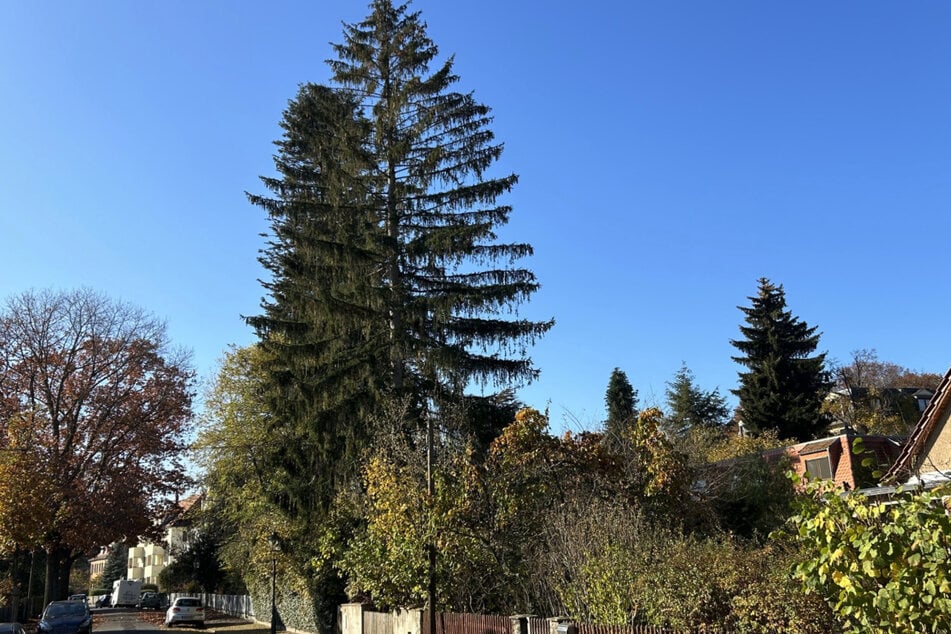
top-left (137, 591), bottom-right (162, 610)
top-left (67, 595), bottom-right (86, 604)
top-left (0, 623), bottom-right (26, 634)
top-left (37, 600), bottom-right (92, 634)
top-left (94, 594), bottom-right (111, 608)
top-left (164, 597), bottom-right (204, 628)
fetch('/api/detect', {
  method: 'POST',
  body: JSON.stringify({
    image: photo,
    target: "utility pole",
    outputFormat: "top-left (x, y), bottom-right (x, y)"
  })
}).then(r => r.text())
top-left (268, 533), bottom-right (280, 634)
top-left (426, 413), bottom-right (436, 634)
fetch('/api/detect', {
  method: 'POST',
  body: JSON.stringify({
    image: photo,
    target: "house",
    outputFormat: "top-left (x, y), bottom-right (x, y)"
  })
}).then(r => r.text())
top-left (773, 432), bottom-right (905, 490)
top-left (127, 493), bottom-right (202, 585)
top-left (825, 385), bottom-right (935, 435)
top-left (706, 429), bottom-right (905, 493)
top-left (88, 546), bottom-right (110, 584)
top-left (881, 366), bottom-right (951, 488)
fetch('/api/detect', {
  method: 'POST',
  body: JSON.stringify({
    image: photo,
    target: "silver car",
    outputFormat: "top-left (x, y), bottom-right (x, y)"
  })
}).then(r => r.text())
top-left (164, 597), bottom-right (205, 628)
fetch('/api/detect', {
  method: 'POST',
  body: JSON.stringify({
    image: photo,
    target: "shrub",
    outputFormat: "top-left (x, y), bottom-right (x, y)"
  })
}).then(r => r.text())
top-left (548, 499), bottom-right (835, 632)
top-left (728, 543), bottom-right (837, 633)
top-left (786, 479), bottom-right (951, 633)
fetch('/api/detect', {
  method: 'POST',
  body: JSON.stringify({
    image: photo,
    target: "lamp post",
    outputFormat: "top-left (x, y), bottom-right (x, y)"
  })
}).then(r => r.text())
top-left (25, 549), bottom-right (34, 620)
top-left (268, 533), bottom-right (280, 634)
top-left (426, 414), bottom-right (436, 634)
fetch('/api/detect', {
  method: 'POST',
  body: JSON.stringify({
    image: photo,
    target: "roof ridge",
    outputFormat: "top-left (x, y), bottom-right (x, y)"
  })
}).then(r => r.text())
top-left (881, 365), bottom-right (951, 485)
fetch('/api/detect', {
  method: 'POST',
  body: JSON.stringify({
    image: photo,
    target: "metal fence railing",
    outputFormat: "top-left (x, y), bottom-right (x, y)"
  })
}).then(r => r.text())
top-left (423, 612), bottom-right (511, 634)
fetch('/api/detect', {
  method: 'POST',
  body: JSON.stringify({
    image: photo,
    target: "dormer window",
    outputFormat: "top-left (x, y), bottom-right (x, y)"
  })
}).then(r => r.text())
top-left (796, 437), bottom-right (841, 482)
top-left (804, 455), bottom-right (833, 480)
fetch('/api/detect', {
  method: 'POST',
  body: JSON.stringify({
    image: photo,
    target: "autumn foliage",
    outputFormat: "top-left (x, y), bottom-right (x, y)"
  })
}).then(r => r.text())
top-left (0, 289), bottom-right (194, 600)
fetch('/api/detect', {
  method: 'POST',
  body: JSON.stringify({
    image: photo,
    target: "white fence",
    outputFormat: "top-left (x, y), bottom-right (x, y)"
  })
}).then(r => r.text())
top-left (170, 593), bottom-right (256, 619)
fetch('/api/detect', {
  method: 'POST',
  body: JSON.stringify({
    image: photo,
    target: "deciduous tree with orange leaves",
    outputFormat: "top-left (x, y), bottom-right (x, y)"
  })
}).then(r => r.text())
top-left (0, 288), bottom-right (194, 603)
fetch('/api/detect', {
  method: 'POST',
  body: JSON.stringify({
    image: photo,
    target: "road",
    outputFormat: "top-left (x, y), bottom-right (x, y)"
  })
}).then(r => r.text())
top-left (93, 608), bottom-right (166, 634)
top-left (90, 607), bottom-right (257, 634)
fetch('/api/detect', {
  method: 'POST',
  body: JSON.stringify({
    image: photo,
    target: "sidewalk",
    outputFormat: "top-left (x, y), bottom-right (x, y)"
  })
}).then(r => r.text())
top-left (204, 610), bottom-right (269, 633)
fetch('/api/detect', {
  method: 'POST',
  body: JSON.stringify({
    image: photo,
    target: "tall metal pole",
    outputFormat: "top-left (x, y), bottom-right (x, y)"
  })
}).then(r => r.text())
top-left (426, 414), bottom-right (436, 634)
top-left (25, 549), bottom-right (35, 620)
top-left (268, 532), bottom-right (280, 634)
top-left (270, 554), bottom-right (277, 634)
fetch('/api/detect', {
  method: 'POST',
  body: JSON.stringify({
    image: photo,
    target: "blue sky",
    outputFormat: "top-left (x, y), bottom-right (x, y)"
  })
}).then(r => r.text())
top-left (1, 1), bottom-right (949, 433)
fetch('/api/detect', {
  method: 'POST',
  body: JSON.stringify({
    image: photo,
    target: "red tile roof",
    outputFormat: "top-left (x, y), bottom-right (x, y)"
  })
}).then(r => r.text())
top-left (178, 493), bottom-right (202, 513)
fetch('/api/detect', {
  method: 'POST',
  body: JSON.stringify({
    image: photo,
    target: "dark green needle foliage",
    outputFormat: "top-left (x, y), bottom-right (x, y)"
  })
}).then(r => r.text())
top-left (101, 544), bottom-right (129, 591)
top-left (327, 0), bottom-right (552, 414)
top-left (247, 84), bottom-right (385, 519)
top-left (603, 367), bottom-right (638, 446)
top-left (730, 278), bottom-right (831, 441)
top-left (246, 0), bottom-right (551, 596)
top-left (664, 363), bottom-right (729, 435)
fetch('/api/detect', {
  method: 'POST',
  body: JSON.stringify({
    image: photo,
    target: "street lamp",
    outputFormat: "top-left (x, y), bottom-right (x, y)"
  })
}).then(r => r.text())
top-left (268, 533), bottom-right (280, 634)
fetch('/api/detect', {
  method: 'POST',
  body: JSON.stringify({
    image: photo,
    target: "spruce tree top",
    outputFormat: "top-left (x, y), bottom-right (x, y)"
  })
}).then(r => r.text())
top-left (605, 367), bottom-right (637, 426)
top-left (326, 0), bottom-right (553, 398)
top-left (603, 367), bottom-right (638, 447)
top-left (730, 278), bottom-right (830, 440)
top-left (664, 363), bottom-right (729, 434)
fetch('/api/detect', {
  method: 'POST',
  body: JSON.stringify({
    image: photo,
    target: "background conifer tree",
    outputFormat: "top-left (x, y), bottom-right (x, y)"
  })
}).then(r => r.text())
top-left (664, 363), bottom-right (729, 434)
top-left (603, 367), bottom-right (638, 446)
top-left (101, 544), bottom-right (128, 590)
top-left (730, 278), bottom-right (831, 440)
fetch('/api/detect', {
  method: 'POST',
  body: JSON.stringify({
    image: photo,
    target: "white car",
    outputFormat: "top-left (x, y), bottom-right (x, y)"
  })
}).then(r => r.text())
top-left (164, 597), bottom-right (205, 628)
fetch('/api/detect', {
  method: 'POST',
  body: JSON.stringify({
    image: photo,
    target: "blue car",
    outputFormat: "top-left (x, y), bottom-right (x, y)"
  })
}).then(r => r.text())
top-left (37, 600), bottom-right (92, 634)
top-left (0, 623), bottom-right (26, 634)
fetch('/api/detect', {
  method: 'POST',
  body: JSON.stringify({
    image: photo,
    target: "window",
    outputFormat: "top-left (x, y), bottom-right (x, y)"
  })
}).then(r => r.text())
top-left (805, 456), bottom-right (833, 480)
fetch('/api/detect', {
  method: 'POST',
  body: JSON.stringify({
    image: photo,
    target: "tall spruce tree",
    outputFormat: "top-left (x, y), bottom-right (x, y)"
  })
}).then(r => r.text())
top-left (247, 2), bottom-right (551, 626)
top-left (603, 367), bottom-right (638, 444)
top-left (246, 84), bottom-right (388, 632)
top-left (327, 0), bottom-right (552, 410)
top-left (664, 363), bottom-right (729, 434)
top-left (247, 84), bottom-right (384, 518)
top-left (730, 278), bottom-right (831, 440)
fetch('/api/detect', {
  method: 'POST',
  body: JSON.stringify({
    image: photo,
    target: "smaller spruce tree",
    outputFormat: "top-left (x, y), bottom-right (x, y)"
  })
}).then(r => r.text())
top-left (604, 368), bottom-right (638, 445)
top-left (731, 278), bottom-right (831, 440)
top-left (665, 363), bottom-right (729, 435)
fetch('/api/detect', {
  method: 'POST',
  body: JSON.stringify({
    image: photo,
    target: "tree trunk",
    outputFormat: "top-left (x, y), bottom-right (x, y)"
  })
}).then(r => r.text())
top-left (10, 550), bottom-right (22, 621)
top-left (43, 545), bottom-right (73, 604)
